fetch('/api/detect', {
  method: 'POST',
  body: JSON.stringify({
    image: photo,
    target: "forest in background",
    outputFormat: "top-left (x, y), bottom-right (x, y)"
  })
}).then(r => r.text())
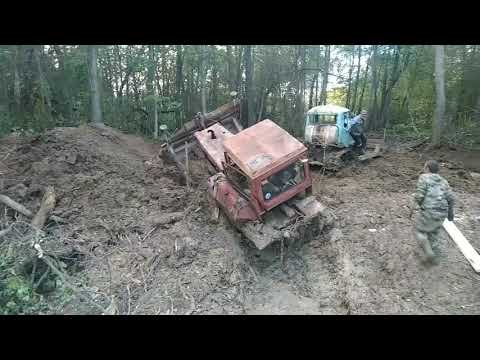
top-left (1, 45), bottom-right (479, 148)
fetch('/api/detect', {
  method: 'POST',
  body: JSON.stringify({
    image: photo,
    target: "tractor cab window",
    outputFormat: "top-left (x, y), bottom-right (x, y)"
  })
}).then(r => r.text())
top-left (225, 162), bottom-right (251, 197)
top-left (307, 114), bottom-right (337, 126)
top-left (261, 160), bottom-right (306, 201)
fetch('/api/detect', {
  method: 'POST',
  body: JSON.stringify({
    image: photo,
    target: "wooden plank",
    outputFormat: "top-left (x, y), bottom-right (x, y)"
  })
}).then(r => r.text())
top-left (358, 145), bottom-right (382, 161)
top-left (443, 219), bottom-right (480, 273)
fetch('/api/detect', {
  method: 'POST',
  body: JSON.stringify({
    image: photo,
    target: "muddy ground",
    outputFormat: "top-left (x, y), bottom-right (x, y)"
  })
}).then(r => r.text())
top-left (1, 125), bottom-right (479, 314)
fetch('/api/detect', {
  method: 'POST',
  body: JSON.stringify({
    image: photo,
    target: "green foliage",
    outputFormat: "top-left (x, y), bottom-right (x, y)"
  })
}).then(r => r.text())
top-left (0, 111), bottom-right (15, 137)
top-left (1, 45), bottom-right (479, 148)
top-left (0, 253), bottom-right (49, 315)
top-left (327, 87), bottom-right (347, 106)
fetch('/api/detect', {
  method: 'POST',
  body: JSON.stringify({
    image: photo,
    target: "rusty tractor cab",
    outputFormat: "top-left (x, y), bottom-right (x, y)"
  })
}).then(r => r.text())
top-left (166, 101), bottom-right (331, 252)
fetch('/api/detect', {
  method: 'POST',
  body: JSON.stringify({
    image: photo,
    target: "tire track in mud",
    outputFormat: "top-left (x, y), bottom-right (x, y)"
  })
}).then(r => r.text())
top-left (232, 226), bottom-right (348, 315)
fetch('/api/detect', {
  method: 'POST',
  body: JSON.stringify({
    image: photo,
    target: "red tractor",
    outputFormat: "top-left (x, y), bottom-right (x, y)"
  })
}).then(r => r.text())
top-left (165, 100), bottom-right (331, 251)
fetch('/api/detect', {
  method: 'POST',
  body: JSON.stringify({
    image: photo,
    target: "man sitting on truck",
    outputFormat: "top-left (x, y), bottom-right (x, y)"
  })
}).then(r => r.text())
top-left (348, 110), bottom-right (368, 154)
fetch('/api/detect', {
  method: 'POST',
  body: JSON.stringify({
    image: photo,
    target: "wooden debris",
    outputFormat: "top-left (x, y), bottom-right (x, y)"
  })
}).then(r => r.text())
top-left (32, 186), bottom-right (56, 229)
top-left (0, 191), bottom-right (64, 226)
top-left (148, 212), bottom-right (184, 226)
top-left (358, 145), bottom-right (382, 162)
top-left (443, 219), bottom-right (480, 273)
top-left (0, 194), bottom-right (33, 217)
top-left (405, 138), bottom-right (428, 152)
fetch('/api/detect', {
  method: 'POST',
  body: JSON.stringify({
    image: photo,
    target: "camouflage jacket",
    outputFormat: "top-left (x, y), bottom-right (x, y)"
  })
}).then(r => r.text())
top-left (414, 173), bottom-right (454, 216)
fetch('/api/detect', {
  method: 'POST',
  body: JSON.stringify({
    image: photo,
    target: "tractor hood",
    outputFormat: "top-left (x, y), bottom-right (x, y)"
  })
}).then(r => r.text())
top-left (223, 119), bottom-right (307, 179)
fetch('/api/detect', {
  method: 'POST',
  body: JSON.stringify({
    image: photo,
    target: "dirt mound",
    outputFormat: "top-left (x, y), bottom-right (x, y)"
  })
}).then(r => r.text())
top-left (1, 126), bottom-right (187, 234)
top-left (1, 126), bottom-right (256, 314)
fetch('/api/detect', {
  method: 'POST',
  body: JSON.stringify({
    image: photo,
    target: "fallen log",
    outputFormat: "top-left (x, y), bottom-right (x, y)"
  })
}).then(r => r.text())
top-left (147, 212), bottom-right (184, 226)
top-left (32, 186), bottom-right (56, 230)
top-left (0, 194), bottom-right (33, 217)
top-left (405, 138), bottom-right (428, 152)
top-left (0, 192), bottom-right (64, 226)
top-left (358, 144), bottom-right (382, 162)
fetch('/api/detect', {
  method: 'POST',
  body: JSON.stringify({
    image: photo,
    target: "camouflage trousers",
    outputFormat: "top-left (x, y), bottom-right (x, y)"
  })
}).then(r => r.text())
top-left (415, 210), bottom-right (446, 257)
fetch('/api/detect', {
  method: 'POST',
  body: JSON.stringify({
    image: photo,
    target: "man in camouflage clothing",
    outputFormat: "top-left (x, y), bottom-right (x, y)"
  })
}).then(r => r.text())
top-left (413, 160), bottom-right (455, 264)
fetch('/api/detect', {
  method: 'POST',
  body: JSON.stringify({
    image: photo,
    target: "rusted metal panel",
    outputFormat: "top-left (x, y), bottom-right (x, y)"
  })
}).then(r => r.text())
top-left (223, 119), bottom-right (307, 179)
top-left (194, 123), bottom-right (233, 172)
top-left (208, 174), bottom-right (259, 223)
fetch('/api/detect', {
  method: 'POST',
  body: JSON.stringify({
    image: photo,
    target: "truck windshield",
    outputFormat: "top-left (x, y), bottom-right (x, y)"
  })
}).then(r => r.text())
top-left (307, 114), bottom-right (337, 125)
top-left (261, 160), bottom-right (305, 201)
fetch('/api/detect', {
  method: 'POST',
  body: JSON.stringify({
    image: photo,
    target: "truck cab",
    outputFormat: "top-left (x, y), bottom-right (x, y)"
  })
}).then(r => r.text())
top-left (304, 104), bottom-right (355, 148)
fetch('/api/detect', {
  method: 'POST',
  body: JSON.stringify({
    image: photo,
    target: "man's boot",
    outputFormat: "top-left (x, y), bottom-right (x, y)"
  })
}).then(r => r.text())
top-left (417, 232), bottom-right (438, 265)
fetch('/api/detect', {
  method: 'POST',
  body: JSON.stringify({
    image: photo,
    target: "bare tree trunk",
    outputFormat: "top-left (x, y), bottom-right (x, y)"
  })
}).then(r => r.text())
top-left (377, 50), bottom-right (390, 130)
top-left (474, 93), bottom-right (480, 122)
top-left (257, 87), bottom-right (267, 122)
top-left (368, 45), bottom-right (379, 130)
top-left (147, 45), bottom-right (158, 137)
top-left (357, 48), bottom-right (371, 114)
top-left (314, 46), bottom-right (321, 106)
top-left (345, 46), bottom-right (355, 108)
top-left (226, 45), bottom-right (234, 92)
top-left (432, 45), bottom-right (446, 146)
top-left (235, 46), bottom-right (243, 93)
top-left (351, 45), bottom-right (362, 112)
top-left (401, 48), bottom-right (418, 116)
top-left (300, 46), bottom-right (307, 104)
top-left (456, 45), bottom-right (468, 116)
top-left (161, 46), bottom-right (168, 97)
top-left (294, 45), bottom-right (306, 132)
top-left (153, 86), bottom-right (158, 139)
top-left (308, 74), bottom-right (318, 109)
top-left (200, 46), bottom-right (207, 115)
top-left (244, 45), bottom-right (255, 127)
top-left (34, 45), bottom-right (52, 120)
top-left (87, 45), bottom-right (103, 124)
top-left (175, 45), bottom-right (184, 127)
top-left (319, 45), bottom-right (330, 105)
top-left (13, 46), bottom-right (21, 115)
top-left (209, 45), bottom-right (219, 108)
top-left (381, 46), bottom-right (404, 129)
